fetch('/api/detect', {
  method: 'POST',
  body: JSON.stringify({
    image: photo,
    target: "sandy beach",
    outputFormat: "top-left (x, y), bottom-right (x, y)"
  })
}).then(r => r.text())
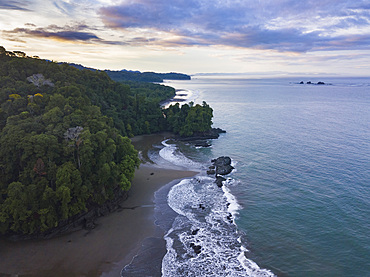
top-left (0, 134), bottom-right (197, 277)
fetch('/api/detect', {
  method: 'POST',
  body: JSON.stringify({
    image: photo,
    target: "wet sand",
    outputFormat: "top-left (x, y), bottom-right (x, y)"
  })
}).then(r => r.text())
top-left (0, 134), bottom-right (197, 277)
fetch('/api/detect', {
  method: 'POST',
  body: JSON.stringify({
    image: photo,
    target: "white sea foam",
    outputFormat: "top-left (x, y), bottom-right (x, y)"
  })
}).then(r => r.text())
top-left (163, 174), bottom-right (276, 276)
top-left (161, 88), bottom-right (200, 108)
top-left (222, 185), bottom-right (241, 218)
top-left (159, 140), bottom-right (202, 170)
top-left (159, 138), bottom-right (275, 276)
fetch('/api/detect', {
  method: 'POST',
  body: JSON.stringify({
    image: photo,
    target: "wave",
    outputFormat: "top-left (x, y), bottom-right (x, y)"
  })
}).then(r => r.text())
top-left (159, 140), bottom-right (203, 170)
top-left (155, 140), bottom-right (275, 276)
top-left (161, 88), bottom-right (201, 109)
top-left (162, 170), bottom-right (275, 276)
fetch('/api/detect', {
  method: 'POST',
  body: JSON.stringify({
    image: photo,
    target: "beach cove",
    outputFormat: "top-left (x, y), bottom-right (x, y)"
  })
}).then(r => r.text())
top-left (0, 133), bottom-right (197, 277)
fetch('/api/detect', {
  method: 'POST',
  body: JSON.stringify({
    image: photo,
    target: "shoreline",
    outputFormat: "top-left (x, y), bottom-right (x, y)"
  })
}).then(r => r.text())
top-left (0, 134), bottom-right (197, 277)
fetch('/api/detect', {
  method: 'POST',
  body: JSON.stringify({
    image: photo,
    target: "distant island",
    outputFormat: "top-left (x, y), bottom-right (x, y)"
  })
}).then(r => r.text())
top-left (298, 81), bottom-right (331, 85)
top-left (0, 46), bottom-right (211, 238)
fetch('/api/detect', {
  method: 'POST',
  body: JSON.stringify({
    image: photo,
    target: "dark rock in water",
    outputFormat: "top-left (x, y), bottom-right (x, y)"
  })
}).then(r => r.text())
top-left (207, 169), bottom-right (216, 175)
top-left (299, 81), bottom-right (304, 84)
top-left (192, 229), bottom-right (200, 235)
top-left (317, 81), bottom-right (325, 85)
top-left (194, 141), bottom-right (212, 147)
top-left (216, 164), bottom-right (234, 175)
top-left (190, 243), bottom-right (202, 254)
top-left (226, 213), bottom-right (233, 223)
top-left (212, 156), bottom-right (232, 167)
top-left (212, 156), bottom-right (234, 175)
top-left (207, 165), bottom-right (216, 175)
top-left (215, 176), bottom-right (226, 187)
top-left (206, 156), bottom-right (234, 187)
top-left (175, 127), bottom-right (226, 142)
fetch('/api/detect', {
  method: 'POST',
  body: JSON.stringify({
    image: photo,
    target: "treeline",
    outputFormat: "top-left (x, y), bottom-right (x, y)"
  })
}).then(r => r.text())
top-left (0, 47), bottom-right (213, 235)
top-left (105, 70), bottom-right (191, 83)
top-left (164, 102), bottom-right (213, 137)
top-left (0, 48), bottom-right (141, 235)
top-left (66, 63), bottom-right (191, 83)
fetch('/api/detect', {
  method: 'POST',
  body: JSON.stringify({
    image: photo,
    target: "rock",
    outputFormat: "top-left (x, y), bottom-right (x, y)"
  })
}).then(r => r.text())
top-left (215, 176), bottom-right (226, 187)
top-left (307, 81), bottom-right (312, 84)
top-left (226, 213), bottom-right (233, 223)
top-left (216, 164), bottom-right (234, 175)
top-left (299, 81), bottom-right (304, 84)
top-left (207, 169), bottom-right (216, 175)
top-left (192, 229), bottom-right (200, 235)
top-left (27, 73), bottom-right (54, 87)
top-left (175, 128), bottom-right (226, 142)
top-left (207, 156), bottom-right (234, 187)
top-left (84, 218), bottom-right (95, 230)
top-left (212, 156), bottom-right (232, 167)
top-left (317, 81), bottom-right (325, 85)
top-left (194, 141), bottom-right (211, 147)
top-left (212, 156), bottom-right (234, 175)
top-left (190, 243), bottom-right (202, 254)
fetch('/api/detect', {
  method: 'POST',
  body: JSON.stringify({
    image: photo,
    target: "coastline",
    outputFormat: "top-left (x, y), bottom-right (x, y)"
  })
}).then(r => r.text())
top-left (0, 134), bottom-right (197, 277)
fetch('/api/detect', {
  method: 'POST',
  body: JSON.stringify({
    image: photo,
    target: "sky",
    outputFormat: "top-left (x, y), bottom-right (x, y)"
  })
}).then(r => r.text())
top-left (1, 0), bottom-right (370, 76)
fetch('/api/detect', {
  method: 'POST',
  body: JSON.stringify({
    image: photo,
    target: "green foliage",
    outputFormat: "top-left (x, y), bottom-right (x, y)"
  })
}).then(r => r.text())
top-left (0, 47), bottom-right (142, 235)
top-left (164, 101), bottom-right (213, 136)
top-left (0, 46), bottom-right (210, 235)
top-left (106, 70), bottom-right (191, 83)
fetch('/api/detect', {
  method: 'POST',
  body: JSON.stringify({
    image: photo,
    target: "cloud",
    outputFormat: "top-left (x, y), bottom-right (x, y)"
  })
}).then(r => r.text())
top-left (53, 1), bottom-right (75, 15)
top-left (99, 0), bottom-right (370, 52)
top-left (4, 24), bottom-right (103, 43)
top-left (0, 0), bottom-right (31, 11)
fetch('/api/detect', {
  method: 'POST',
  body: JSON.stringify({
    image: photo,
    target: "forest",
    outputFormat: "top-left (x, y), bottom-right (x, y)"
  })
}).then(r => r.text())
top-left (65, 63), bottom-right (191, 82)
top-left (105, 69), bottom-right (191, 82)
top-left (0, 47), bottom-right (213, 235)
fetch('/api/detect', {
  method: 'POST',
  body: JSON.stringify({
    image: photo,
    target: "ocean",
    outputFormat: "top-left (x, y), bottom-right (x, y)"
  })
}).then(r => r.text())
top-left (124, 76), bottom-right (370, 276)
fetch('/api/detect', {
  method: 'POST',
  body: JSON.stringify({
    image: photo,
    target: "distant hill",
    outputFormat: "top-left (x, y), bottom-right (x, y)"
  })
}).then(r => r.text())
top-left (65, 63), bottom-right (191, 82)
top-left (106, 70), bottom-right (191, 83)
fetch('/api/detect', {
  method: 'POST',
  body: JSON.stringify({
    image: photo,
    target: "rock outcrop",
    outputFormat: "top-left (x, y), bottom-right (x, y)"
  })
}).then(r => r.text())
top-left (212, 156), bottom-right (234, 176)
top-left (207, 156), bottom-right (234, 187)
top-left (175, 128), bottom-right (226, 145)
top-left (27, 73), bottom-right (55, 87)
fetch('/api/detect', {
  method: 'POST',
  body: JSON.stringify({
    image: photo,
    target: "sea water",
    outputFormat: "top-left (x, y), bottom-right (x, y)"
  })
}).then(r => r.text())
top-left (152, 76), bottom-right (370, 277)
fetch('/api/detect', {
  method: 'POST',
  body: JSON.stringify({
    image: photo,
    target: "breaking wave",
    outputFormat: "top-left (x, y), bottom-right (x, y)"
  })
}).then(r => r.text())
top-left (160, 142), bottom-right (275, 276)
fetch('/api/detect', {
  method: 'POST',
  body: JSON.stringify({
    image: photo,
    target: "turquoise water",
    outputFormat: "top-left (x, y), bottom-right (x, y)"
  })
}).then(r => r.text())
top-left (164, 77), bottom-right (370, 276)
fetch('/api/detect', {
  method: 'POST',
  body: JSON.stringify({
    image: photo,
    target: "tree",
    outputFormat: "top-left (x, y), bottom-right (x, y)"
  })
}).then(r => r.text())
top-left (0, 47), bottom-right (213, 235)
top-left (164, 101), bottom-right (213, 136)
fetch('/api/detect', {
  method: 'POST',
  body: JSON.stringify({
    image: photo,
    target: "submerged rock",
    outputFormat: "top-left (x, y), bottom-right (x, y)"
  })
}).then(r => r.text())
top-left (192, 229), bottom-right (200, 235)
top-left (190, 243), bottom-right (202, 255)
